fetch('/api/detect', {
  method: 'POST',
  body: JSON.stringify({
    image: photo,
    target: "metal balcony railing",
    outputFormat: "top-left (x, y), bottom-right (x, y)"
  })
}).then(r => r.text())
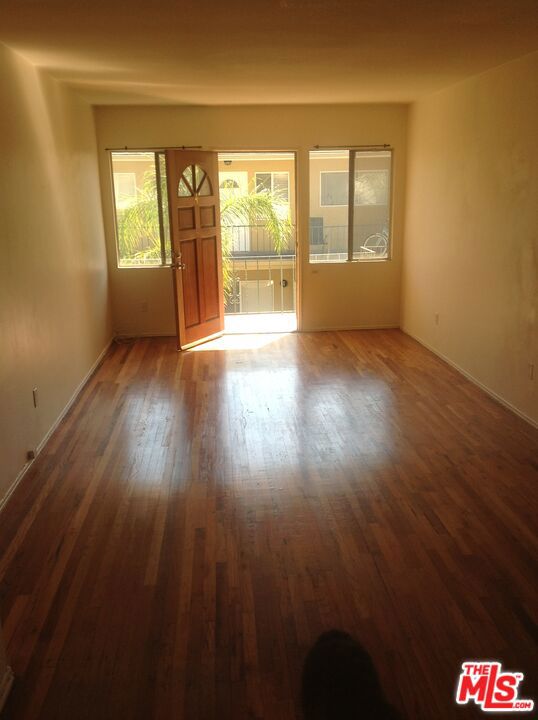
top-left (221, 220), bottom-right (389, 314)
top-left (225, 224), bottom-right (296, 256)
top-left (223, 225), bottom-right (296, 315)
top-left (309, 223), bottom-right (389, 262)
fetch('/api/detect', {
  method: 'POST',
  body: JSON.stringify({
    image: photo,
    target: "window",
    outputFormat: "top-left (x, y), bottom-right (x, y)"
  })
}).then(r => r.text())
top-left (309, 149), bottom-right (392, 263)
top-left (255, 172), bottom-right (289, 203)
top-left (111, 151), bottom-right (171, 267)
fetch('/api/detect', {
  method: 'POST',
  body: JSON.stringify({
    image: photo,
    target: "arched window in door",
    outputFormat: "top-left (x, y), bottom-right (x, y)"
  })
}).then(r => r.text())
top-left (177, 164), bottom-right (213, 197)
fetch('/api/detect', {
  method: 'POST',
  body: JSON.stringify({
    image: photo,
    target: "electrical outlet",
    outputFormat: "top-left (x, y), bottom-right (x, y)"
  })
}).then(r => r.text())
top-left (434, 313), bottom-right (440, 325)
top-left (530, 364), bottom-right (535, 381)
top-left (32, 387), bottom-right (38, 408)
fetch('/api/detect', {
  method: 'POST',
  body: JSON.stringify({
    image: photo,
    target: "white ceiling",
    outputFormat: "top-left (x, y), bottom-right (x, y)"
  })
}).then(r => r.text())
top-left (1, 0), bottom-right (538, 105)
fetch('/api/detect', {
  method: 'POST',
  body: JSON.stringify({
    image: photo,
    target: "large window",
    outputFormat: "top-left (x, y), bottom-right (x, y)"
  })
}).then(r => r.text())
top-left (111, 151), bottom-right (171, 267)
top-left (309, 149), bottom-right (392, 263)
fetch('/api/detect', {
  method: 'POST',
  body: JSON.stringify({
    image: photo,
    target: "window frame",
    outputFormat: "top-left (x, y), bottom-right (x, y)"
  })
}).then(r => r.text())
top-left (309, 148), bottom-right (393, 265)
top-left (254, 171), bottom-right (290, 203)
top-left (110, 150), bottom-right (171, 269)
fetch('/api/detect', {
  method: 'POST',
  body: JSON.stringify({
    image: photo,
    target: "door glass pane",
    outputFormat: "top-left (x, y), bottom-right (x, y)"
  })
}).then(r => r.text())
top-left (194, 164), bottom-right (206, 191)
top-left (178, 177), bottom-right (192, 197)
top-left (352, 150), bottom-right (391, 260)
top-left (198, 175), bottom-right (212, 196)
top-left (184, 165), bottom-right (194, 190)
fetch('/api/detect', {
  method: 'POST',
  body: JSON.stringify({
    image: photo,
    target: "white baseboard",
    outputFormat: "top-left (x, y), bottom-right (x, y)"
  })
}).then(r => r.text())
top-left (403, 328), bottom-right (538, 430)
top-left (0, 665), bottom-right (14, 713)
top-left (0, 337), bottom-right (114, 515)
top-left (301, 323), bottom-right (400, 332)
top-left (115, 331), bottom-right (176, 339)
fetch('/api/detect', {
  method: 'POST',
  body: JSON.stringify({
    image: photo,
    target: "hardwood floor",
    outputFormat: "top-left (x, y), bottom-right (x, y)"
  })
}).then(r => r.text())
top-left (0, 330), bottom-right (536, 719)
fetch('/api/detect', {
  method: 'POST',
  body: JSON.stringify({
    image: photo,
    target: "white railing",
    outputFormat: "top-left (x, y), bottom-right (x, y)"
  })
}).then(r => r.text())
top-left (225, 253), bottom-right (296, 315)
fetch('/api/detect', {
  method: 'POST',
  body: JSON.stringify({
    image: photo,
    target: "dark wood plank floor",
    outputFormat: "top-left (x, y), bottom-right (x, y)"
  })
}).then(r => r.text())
top-left (0, 330), bottom-right (537, 719)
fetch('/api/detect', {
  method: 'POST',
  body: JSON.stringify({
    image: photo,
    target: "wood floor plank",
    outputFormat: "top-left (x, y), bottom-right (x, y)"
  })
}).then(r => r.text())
top-left (0, 330), bottom-right (537, 719)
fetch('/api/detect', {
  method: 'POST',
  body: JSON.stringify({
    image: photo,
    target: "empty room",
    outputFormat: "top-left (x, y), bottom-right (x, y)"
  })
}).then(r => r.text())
top-left (0, 1), bottom-right (537, 718)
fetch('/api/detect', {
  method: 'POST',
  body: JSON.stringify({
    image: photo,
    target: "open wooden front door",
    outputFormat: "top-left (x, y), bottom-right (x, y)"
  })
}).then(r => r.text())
top-left (166, 149), bottom-right (225, 349)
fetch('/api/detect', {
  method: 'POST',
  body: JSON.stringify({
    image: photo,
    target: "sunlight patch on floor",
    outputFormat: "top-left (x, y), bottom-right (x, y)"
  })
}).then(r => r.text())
top-left (188, 333), bottom-right (289, 351)
top-left (224, 312), bottom-right (297, 335)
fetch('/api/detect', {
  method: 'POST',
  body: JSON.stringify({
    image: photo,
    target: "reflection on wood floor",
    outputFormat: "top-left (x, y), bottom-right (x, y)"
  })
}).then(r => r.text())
top-left (0, 330), bottom-right (536, 719)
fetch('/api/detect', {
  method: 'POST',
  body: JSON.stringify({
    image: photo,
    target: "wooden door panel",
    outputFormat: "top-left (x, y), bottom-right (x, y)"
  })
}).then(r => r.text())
top-left (166, 149), bottom-right (224, 349)
top-left (200, 205), bottom-right (216, 228)
top-left (178, 207), bottom-right (195, 230)
top-left (180, 239), bottom-right (200, 328)
top-left (201, 236), bottom-right (220, 321)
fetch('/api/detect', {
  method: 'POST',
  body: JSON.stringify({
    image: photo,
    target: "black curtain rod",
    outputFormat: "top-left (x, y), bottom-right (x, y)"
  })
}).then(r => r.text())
top-left (313, 144), bottom-right (391, 150)
top-left (105, 145), bottom-right (203, 151)
top-left (106, 145), bottom-right (389, 151)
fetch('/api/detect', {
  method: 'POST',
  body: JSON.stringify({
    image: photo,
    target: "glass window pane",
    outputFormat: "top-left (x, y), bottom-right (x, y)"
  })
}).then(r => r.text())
top-left (352, 150), bottom-right (391, 260)
top-left (112, 152), bottom-right (164, 267)
top-left (309, 150), bottom-right (349, 263)
top-left (320, 172), bottom-right (348, 206)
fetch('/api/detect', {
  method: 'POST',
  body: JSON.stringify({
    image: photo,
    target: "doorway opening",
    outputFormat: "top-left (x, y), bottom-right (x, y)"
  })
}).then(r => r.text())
top-left (218, 152), bottom-right (297, 334)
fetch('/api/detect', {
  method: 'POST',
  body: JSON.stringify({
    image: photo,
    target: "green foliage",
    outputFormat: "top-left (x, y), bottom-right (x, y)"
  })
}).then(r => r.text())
top-left (220, 186), bottom-right (293, 300)
top-left (116, 165), bottom-right (167, 265)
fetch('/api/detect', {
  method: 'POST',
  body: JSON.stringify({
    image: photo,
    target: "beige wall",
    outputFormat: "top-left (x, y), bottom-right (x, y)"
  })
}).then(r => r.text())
top-left (95, 104), bottom-right (407, 334)
top-left (0, 44), bottom-right (112, 503)
top-left (403, 51), bottom-right (538, 425)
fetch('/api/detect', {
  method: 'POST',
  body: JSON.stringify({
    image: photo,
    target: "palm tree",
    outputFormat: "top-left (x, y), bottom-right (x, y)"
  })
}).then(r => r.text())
top-left (219, 186), bottom-right (293, 302)
top-left (116, 164), bottom-right (167, 264)
top-left (117, 170), bottom-right (292, 300)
